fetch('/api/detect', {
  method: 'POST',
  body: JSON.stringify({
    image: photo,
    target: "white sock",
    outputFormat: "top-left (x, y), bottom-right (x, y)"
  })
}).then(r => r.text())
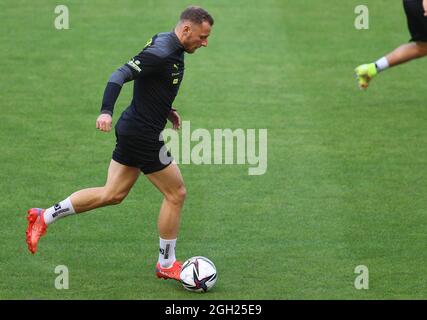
top-left (375, 57), bottom-right (389, 72)
top-left (158, 238), bottom-right (176, 268)
top-left (43, 197), bottom-right (76, 225)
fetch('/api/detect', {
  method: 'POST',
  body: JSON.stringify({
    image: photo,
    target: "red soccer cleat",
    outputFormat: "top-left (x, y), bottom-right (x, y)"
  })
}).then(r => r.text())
top-left (26, 208), bottom-right (47, 254)
top-left (156, 260), bottom-right (182, 281)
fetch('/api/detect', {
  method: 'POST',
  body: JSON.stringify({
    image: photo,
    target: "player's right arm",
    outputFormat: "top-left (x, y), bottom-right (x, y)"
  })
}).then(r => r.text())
top-left (97, 65), bottom-right (134, 132)
top-left (424, 0), bottom-right (427, 16)
top-left (96, 45), bottom-right (162, 132)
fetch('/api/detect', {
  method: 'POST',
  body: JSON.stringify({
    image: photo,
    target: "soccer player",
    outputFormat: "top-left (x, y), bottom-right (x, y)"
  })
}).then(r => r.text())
top-left (355, 0), bottom-right (427, 89)
top-left (26, 6), bottom-right (214, 282)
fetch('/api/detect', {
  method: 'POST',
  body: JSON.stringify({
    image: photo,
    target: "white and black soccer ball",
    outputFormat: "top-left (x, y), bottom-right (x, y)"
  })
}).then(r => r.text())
top-left (180, 256), bottom-right (217, 292)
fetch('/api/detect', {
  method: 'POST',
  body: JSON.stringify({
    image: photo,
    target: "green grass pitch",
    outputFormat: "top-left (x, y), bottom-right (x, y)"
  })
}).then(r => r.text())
top-left (1, 0), bottom-right (426, 299)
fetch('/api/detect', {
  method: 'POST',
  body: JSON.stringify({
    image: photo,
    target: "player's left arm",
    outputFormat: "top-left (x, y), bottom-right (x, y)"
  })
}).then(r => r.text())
top-left (424, 0), bottom-right (427, 16)
top-left (168, 108), bottom-right (181, 130)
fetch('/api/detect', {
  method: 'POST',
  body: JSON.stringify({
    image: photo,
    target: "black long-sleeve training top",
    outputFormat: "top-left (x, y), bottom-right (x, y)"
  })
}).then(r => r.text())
top-left (100, 31), bottom-right (185, 136)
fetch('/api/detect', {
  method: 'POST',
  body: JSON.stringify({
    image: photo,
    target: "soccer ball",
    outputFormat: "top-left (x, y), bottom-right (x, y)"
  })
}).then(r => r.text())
top-left (180, 256), bottom-right (217, 292)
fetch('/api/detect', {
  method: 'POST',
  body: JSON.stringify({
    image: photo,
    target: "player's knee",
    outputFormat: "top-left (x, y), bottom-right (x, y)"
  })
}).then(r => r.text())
top-left (166, 185), bottom-right (187, 206)
top-left (110, 194), bottom-right (127, 205)
top-left (178, 185), bottom-right (187, 203)
top-left (102, 190), bottom-right (127, 205)
top-left (416, 41), bottom-right (427, 54)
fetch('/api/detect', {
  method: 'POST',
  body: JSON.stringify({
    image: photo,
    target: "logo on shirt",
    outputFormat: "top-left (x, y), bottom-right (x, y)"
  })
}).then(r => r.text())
top-left (127, 59), bottom-right (142, 72)
top-left (172, 64), bottom-right (180, 84)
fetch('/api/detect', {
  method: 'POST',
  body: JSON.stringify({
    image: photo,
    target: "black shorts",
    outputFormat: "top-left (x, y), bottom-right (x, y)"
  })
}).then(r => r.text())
top-left (404, 0), bottom-right (427, 42)
top-left (112, 129), bottom-right (173, 174)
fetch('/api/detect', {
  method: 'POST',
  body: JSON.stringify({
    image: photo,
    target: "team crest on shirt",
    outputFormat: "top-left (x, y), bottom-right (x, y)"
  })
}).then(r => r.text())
top-left (172, 64), bottom-right (181, 84)
top-left (127, 58), bottom-right (142, 72)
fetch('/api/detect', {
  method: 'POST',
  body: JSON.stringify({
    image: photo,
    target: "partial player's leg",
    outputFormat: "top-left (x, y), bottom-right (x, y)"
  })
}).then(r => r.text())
top-left (146, 162), bottom-right (186, 281)
top-left (394, 0), bottom-right (427, 65)
top-left (147, 162), bottom-right (186, 240)
top-left (69, 159), bottom-right (141, 213)
top-left (26, 159), bottom-right (140, 254)
top-left (385, 41), bottom-right (427, 66)
top-left (355, 0), bottom-right (427, 89)
top-left (355, 41), bottom-right (427, 89)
